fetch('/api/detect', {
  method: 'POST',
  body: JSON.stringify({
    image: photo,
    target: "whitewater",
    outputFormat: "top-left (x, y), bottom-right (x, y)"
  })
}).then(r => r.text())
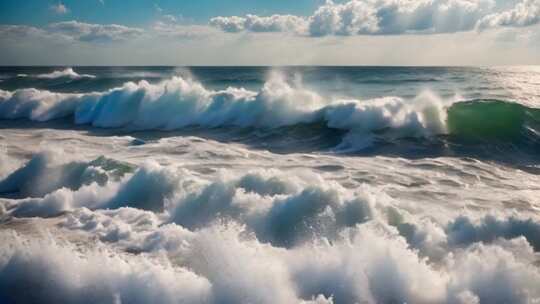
top-left (0, 66), bottom-right (540, 304)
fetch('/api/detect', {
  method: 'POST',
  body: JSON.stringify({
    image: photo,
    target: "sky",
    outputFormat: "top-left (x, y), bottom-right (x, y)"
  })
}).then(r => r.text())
top-left (0, 0), bottom-right (539, 66)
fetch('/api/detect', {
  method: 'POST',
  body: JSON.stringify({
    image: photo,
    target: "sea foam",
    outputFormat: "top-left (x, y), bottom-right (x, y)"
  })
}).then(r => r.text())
top-left (2, 152), bottom-right (540, 303)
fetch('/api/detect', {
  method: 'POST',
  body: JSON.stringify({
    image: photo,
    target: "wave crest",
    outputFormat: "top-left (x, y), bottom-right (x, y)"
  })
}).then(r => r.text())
top-left (35, 68), bottom-right (96, 79)
top-left (1, 72), bottom-right (538, 151)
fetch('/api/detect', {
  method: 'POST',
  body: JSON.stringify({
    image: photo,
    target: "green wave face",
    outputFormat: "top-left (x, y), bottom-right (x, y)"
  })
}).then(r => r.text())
top-left (447, 100), bottom-right (540, 142)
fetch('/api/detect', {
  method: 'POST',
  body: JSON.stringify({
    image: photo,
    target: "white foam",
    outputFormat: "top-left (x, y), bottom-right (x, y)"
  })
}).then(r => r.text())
top-left (36, 68), bottom-right (96, 79)
top-left (53, 208), bottom-right (540, 303)
top-left (0, 231), bottom-right (211, 304)
top-left (0, 88), bottom-right (97, 121)
top-left (2, 150), bottom-right (540, 303)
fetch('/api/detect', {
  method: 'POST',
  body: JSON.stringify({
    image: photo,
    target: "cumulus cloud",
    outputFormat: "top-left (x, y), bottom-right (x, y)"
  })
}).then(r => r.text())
top-left (210, 14), bottom-right (308, 34)
top-left (49, 21), bottom-right (144, 43)
top-left (210, 0), bottom-right (540, 36)
top-left (50, 3), bottom-right (69, 14)
top-left (477, 0), bottom-right (540, 29)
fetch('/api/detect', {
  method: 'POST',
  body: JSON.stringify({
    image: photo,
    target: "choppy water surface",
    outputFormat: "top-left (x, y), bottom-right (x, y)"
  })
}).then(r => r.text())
top-left (1, 66), bottom-right (540, 304)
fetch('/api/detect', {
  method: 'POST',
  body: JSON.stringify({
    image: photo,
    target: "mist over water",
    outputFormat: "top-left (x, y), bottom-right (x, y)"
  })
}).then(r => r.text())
top-left (1, 66), bottom-right (540, 304)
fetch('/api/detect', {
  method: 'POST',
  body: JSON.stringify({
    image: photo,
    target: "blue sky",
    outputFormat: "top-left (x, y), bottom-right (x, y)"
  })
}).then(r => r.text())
top-left (0, 0), bottom-right (322, 26)
top-left (0, 0), bottom-right (539, 65)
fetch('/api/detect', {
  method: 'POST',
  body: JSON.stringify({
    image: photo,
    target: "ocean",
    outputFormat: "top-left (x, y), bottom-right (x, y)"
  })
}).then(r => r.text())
top-left (1, 66), bottom-right (540, 303)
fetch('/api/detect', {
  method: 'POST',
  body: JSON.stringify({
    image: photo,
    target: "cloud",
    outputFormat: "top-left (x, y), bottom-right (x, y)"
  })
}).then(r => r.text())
top-left (1, 9), bottom-right (539, 65)
top-left (49, 21), bottom-right (144, 43)
top-left (0, 22), bottom-right (144, 46)
top-left (0, 25), bottom-right (48, 39)
top-left (477, 0), bottom-right (540, 30)
top-left (0, 24), bottom-right (74, 45)
top-left (153, 23), bottom-right (217, 39)
top-left (210, 14), bottom-right (308, 34)
top-left (209, 16), bottom-right (247, 33)
top-left (210, 0), bottom-right (540, 36)
top-left (50, 2), bottom-right (69, 14)
top-left (305, 0), bottom-right (497, 35)
top-left (0, 22), bottom-right (144, 44)
top-left (152, 16), bottom-right (218, 39)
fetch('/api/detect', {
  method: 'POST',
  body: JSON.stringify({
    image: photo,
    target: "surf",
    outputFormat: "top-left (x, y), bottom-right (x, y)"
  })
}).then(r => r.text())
top-left (0, 72), bottom-right (539, 154)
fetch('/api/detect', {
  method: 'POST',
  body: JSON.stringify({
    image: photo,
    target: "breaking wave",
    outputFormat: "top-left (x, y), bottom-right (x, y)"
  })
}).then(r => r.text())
top-left (30, 68), bottom-right (96, 79)
top-left (1, 151), bottom-right (540, 303)
top-left (0, 72), bottom-right (538, 152)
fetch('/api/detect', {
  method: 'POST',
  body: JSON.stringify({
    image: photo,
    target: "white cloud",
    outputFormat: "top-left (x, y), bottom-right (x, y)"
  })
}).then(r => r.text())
top-left (210, 0), bottom-right (540, 36)
top-left (0, 22), bottom-right (144, 44)
top-left (209, 16), bottom-right (247, 33)
top-left (49, 21), bottom-right (144, 43)
top-left (0, 24), bottom-right (72, 44)
top-left (1, 13), bottom-right (539, 65)
top-left (50, 2), bottom-right (69, 14)
top-left (0, 25), bottom-right (48, 39)
top-left (210, 14), bottom-right (308, 34)
top-left (477, 0), bottom-right (540, 29)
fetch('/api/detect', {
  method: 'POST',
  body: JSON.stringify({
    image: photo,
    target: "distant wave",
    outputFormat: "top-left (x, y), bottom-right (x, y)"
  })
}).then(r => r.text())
top-left (0, 73), bottom-right (538, 150)
top-left (15, 68), bottom-right (96, 80)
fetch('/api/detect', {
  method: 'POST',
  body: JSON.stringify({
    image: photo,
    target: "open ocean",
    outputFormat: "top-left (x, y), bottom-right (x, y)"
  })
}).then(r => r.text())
top-left (1, 66), bottom-right (540, 303)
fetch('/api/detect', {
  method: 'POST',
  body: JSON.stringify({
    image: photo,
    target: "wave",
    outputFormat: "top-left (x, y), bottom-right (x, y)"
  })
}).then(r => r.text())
top-left (447, 100), bottom-right (540, 142)
top-left (0, 231), bottom-right (212, 304)
top-left (0, 73), bottom-right (538, 151)
top-left (2, 153), bottom-right (540, 303)
top-left (15, 68), bottom-right (96, 80)
top-left (3, 150), bottom-right (540, 253)
top-left (0, 151), bottom-right (133, 199)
